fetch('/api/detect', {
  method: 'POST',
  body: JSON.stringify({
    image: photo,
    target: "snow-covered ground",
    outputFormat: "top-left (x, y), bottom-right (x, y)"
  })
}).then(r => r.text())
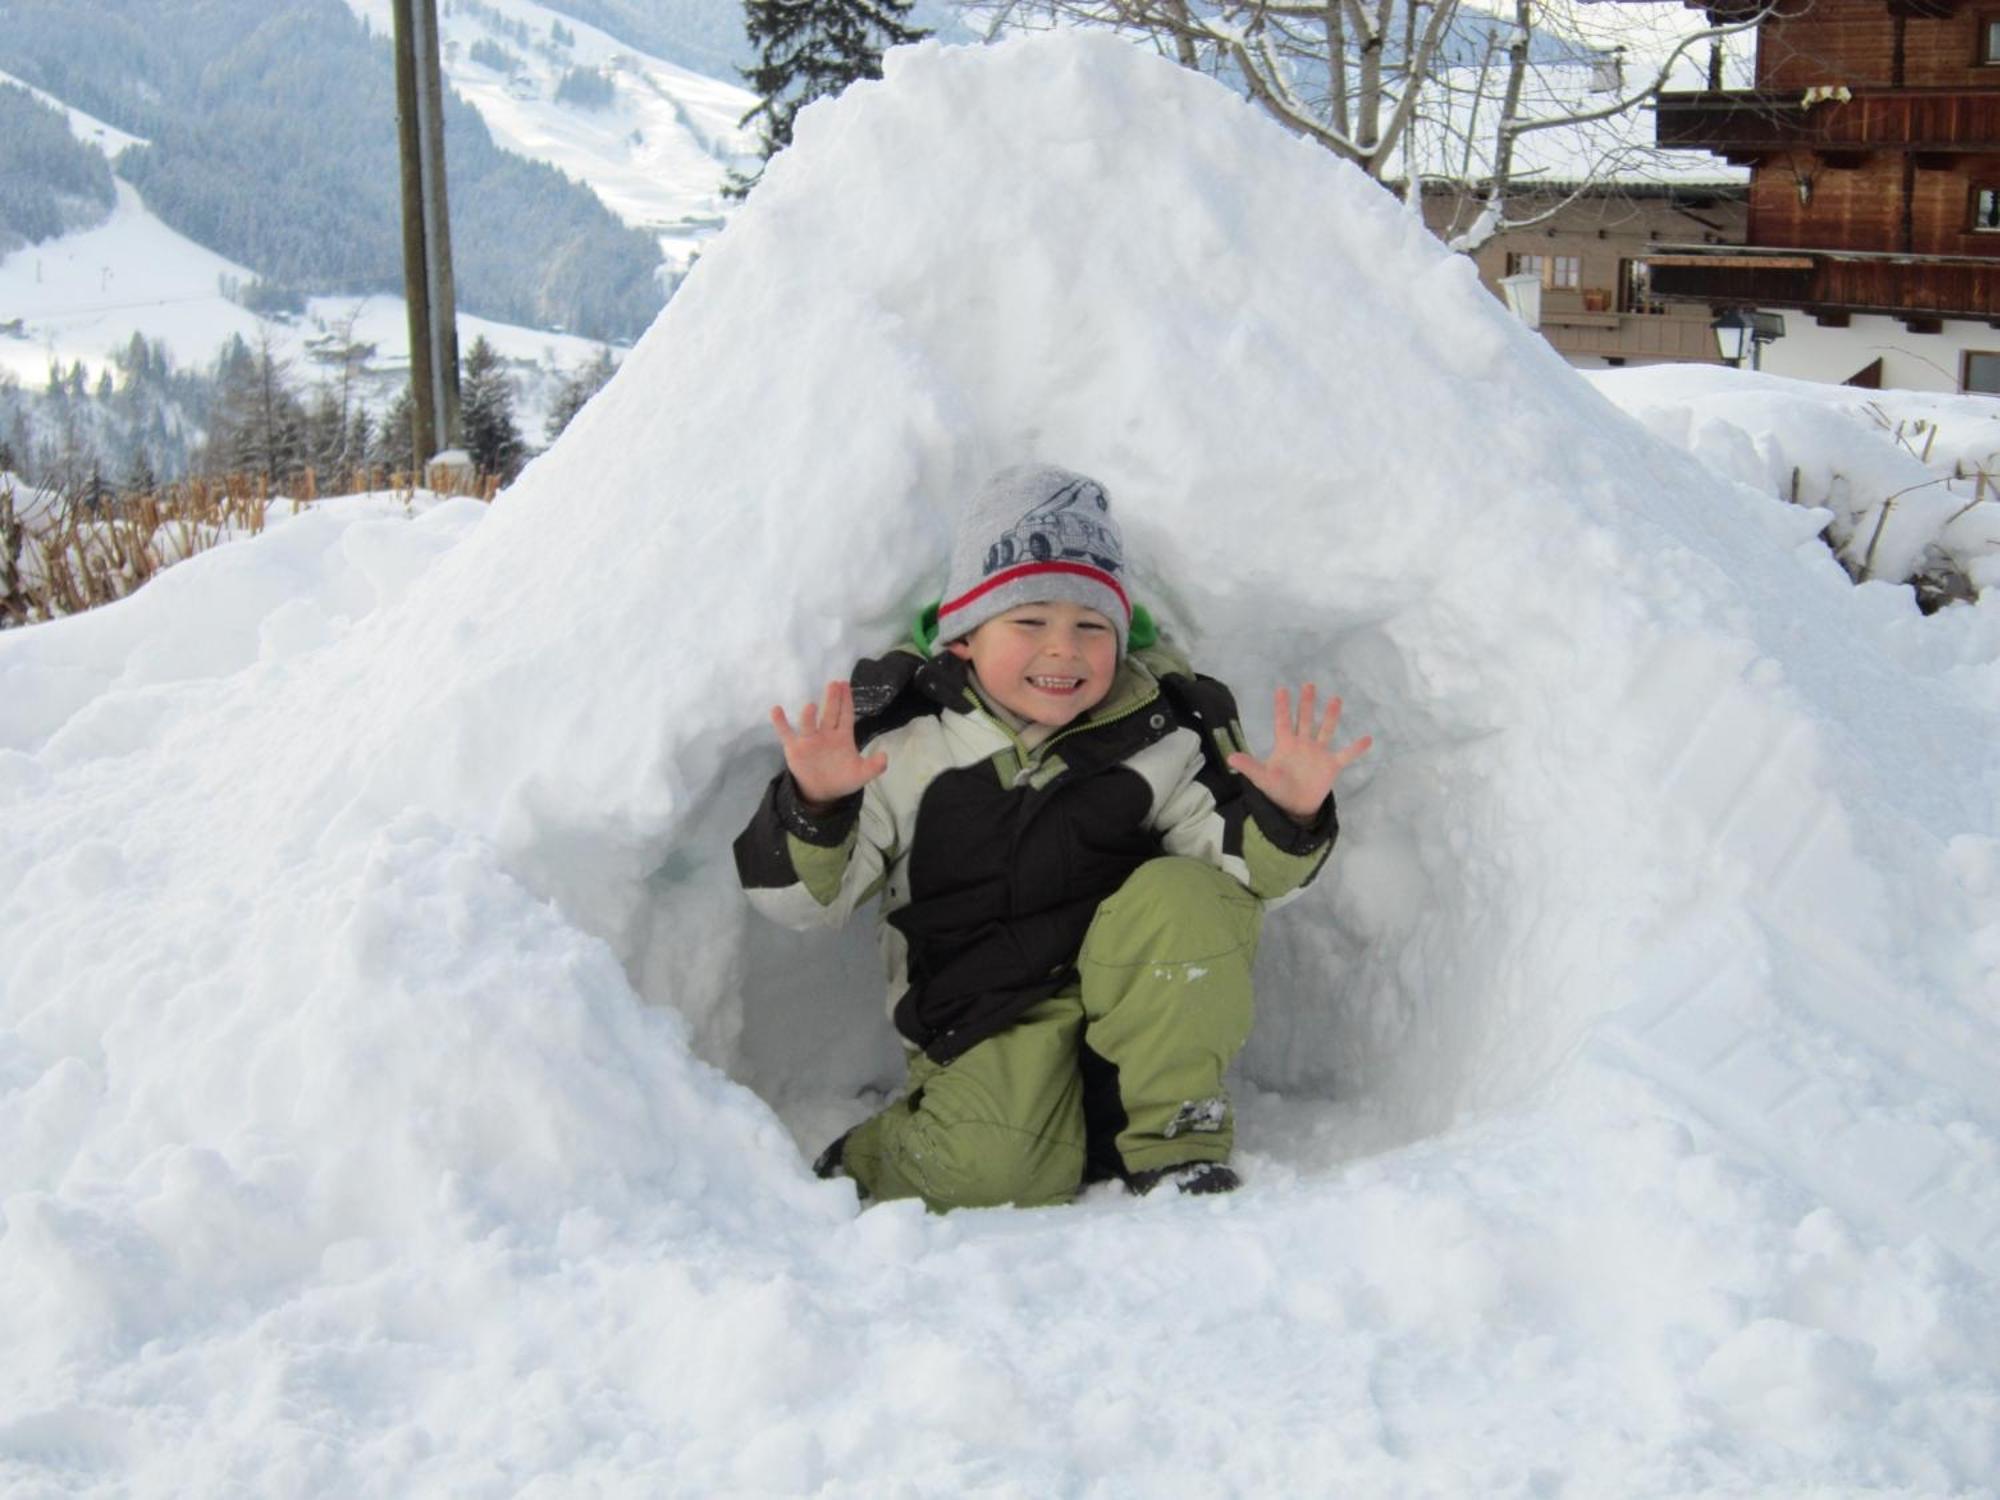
top-left (4, 34), bottom-right (2000, 1497)
top-left (1594, 365), bottom-right (2000, 601)
top-left (343, 0), bottom-right (758, 269)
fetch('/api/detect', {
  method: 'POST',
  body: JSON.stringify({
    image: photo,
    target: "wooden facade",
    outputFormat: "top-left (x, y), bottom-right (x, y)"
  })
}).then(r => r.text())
top-left (1427, 185), bottom-right (1747, 365)
top-left (1651, 0), bottom-right (2000, 329)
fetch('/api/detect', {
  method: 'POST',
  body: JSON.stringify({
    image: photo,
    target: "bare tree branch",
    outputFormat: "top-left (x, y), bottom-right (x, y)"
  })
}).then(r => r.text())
top-left (960, 0), bottom-right (1763, 243)
top-left (1501, 8), bottom-right (1773, 143)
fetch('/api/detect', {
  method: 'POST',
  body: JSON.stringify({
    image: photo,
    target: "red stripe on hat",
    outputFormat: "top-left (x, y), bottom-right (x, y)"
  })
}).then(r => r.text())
top-left (940, 561), bottom-right (1131, 622)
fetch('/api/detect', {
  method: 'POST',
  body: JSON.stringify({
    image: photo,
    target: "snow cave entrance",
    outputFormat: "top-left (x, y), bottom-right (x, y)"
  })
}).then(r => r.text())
top-left (630, 586), bottom-right (1599, 1175)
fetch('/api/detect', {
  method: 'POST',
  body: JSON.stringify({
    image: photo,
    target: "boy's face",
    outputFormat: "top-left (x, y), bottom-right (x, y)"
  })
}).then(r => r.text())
top-left (947, 601), bottom-right (1119, 729)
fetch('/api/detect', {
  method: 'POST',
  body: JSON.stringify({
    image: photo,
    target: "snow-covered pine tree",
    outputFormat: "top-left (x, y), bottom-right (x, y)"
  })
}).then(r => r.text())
top-left (544, 347), bottom-right (617, 443)
top-left (734, 0), bottom-right (928, 192)
top-left (459, 337), bottom-right (526, 483)
top-left (205, 332), bottom-right (306, 488)
top-left (123, 448), bottom-right (158, 498)
top-left (373, 387), bottom-right (416, 477)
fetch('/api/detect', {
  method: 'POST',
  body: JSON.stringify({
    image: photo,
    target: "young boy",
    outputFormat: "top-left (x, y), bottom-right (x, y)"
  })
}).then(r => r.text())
top-left (733, 464), bottom-right (1369, 1210)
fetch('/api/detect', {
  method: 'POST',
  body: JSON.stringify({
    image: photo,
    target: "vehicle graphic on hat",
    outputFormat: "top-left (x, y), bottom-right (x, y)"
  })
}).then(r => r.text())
top-left (983, 478), bottom-right (1121, 576)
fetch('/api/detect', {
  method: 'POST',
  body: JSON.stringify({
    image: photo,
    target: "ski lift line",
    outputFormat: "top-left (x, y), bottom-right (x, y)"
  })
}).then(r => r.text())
top-left (10, 279), bottom-right (397, 321)
top-left (6, 294), bottom-right (245, 320)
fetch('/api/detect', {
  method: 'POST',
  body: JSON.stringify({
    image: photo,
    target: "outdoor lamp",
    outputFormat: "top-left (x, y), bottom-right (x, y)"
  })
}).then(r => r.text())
top-left (1712, 308), bottom-right (1751, 367)
top-left (1748, 312), bottom-right (1787, 371)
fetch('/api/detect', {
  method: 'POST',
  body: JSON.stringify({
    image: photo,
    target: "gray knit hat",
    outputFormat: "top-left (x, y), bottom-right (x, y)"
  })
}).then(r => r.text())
top-left (934, 464), bottom-right (1131, 654)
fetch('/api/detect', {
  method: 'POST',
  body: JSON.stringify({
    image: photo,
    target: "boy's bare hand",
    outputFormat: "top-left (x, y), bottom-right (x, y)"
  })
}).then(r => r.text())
top-left (771, 680), bottom-right (889, 809)
top-left (1225, 683), bottom-right (1371, 822)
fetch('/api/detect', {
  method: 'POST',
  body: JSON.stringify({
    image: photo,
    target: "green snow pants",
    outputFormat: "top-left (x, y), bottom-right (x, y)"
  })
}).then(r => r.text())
top-left (841, 857), bottom-right (1262, 1211)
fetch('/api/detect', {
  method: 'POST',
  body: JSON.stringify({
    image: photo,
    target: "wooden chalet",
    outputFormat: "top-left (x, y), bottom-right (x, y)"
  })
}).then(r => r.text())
top-left (1650, 0), bottom-right (2000, 389)
top-left (1429, 183), bottom-right (1748, 366)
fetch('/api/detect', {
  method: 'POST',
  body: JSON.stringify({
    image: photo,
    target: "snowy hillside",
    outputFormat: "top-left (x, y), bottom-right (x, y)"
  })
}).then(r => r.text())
top-left (2, 2), bottom-right (734, 449)
top-left (344, 0), bottom-right (758, 270)
top-left (4, 34), bottom-right (2000, 1497)
top-left (0, 66), bottom-right (145, 156)
top-left (0, 171), bottom-right (615, 442)
top-left (0, 79), bottom-right (620, 446)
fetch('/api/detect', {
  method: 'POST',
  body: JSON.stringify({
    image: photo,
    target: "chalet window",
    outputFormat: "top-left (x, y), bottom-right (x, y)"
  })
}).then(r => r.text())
top-left (1507, 252), bottom-right (1582, 289)
top-left (1974, 187), bottom-right (2000, 231)
top-left (1963, 351), bottom-right (2000, 393)
top-left (1981, 17), bottom-right (2000, 64)
top-left (1620, 259), bottom-right (1667, 316)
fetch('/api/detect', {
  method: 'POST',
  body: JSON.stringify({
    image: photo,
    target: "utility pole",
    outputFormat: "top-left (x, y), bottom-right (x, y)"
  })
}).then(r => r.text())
top-left (392, 0), bottom-right (460, 472)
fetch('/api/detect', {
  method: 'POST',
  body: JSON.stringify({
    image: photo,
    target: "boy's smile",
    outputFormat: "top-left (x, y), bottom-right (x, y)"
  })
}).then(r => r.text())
top-left (947, 601), bottom-right (1120, 729)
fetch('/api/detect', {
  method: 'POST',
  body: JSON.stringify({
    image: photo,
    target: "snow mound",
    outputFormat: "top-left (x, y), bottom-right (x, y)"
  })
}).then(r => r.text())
top-left (4, 33), bottom-right (2000, 1495)
top-left (1594, 364), bottom-right (2000, 611)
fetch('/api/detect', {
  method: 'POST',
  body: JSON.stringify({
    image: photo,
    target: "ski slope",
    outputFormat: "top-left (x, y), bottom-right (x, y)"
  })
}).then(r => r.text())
top-left (0, 66), bottom-right (146, 155)
top-left (343, 0), bottom-right (758, 270)
top-left (3, 34), bottom-right (1999, 1497)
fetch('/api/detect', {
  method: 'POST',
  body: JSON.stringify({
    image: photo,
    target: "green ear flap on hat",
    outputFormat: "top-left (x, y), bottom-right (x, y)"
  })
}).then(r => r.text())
top-left (913, 599), bottom-right (1156, 654)
top-left (1128, 603), bottom-right (1158, 650)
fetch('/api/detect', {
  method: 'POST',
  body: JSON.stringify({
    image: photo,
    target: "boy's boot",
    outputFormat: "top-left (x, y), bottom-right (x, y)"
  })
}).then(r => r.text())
top-left (1076, 856), bottom-right (1261, 1186)
top-left (812, 1130), bottom-right (865, 1195)
top-left (1126, 1161), bottom-right (1242, 1196)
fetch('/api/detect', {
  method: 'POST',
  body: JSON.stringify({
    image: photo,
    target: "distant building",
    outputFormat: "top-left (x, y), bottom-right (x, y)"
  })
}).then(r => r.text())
top-left (1425, 182), bottom-right (1748, 367)
top-left (1408, 46), bottom-right (1750, 371)
top-left (1650, 0), bottom-right (2000, 391)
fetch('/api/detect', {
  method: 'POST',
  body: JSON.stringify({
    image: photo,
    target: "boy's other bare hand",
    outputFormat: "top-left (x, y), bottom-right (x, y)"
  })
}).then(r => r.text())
top-left (1225, 683), bottom-right (1371, 822)
top-left (771, 680), bottom-right (889, 809)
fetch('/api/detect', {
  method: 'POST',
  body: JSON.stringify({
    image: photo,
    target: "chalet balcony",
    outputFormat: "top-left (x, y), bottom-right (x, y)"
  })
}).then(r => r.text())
top-left (1531, 287), bottom-right (1727, 361)
top-left (1656, 86), bottom-right (2000, 156)
top-left (1646, 242), bottom-right (2000, 319)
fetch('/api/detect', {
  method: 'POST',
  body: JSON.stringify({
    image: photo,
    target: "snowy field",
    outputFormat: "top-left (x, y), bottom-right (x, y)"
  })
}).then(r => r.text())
top-left (4, 34), bottom-right (2000, 1498)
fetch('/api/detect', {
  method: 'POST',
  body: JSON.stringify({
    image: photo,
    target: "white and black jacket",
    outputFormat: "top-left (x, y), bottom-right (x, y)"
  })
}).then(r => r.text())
top-left (733, 641), bottom-right (1336, 1061)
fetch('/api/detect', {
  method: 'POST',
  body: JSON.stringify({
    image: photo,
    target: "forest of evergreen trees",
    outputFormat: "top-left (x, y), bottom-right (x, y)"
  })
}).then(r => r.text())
top-left (554, 67), bottom-right (617, 109)
top-left (0, 0), bottom-right (667, 340)
top-left (0, 85), bottom-right (117, 254)
top-left (1, 325), bottom-right (620, 504)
